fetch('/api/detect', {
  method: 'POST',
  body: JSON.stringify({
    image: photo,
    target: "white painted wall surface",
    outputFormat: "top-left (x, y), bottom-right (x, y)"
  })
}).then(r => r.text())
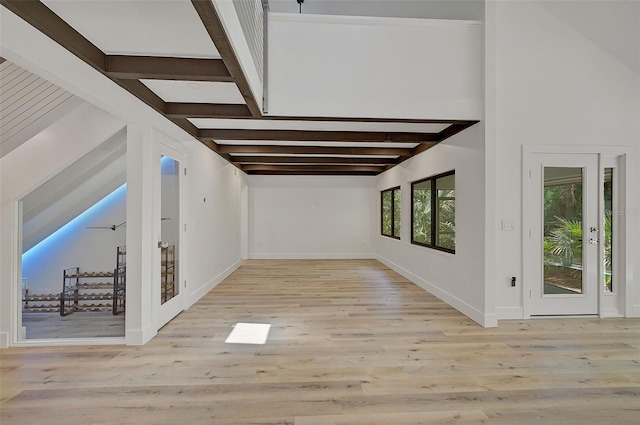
top-left (183, 140), bottom-right (244, 306)
top-left (248, 175), bottom-right (376, 259)
top-left (489, 1), bottom-right (640, 319)
top-left (267, 13), bottom-right (482, 120)
top-left (376, 124), bottom-right (490, 326)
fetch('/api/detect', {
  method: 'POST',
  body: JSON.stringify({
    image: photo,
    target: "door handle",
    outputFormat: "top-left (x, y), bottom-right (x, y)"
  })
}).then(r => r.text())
top-left (589, 238), bottom-right (599, 245)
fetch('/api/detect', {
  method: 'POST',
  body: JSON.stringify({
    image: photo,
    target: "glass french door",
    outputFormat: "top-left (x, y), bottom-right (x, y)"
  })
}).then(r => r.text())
top-left (526, 153), bottom-right (600, 316)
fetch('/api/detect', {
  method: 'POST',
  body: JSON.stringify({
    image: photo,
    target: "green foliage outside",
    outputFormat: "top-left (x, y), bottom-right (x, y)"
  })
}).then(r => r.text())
top-left (543, 183), bottom-right (582, 266)
top-left (382, 190), bottom-right (392, 236)
top-left (412, 188), bottom-right (455, 250)
top-left (437, 191), bottom-right (455, 250)
top-left (543, 180), bottom-right (613, 291)
top-left (393, 188), bottom-right (401, 237)
top-left (412, 189), bottom-right (431, 244)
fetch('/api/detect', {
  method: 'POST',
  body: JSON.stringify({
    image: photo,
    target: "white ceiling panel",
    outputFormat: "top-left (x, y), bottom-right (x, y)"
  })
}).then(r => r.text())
top-left (140, 80), bottom-right (245, 104)
top-left (42, 0), bottom-right (220, 58)
top-left (189, 118), bottom-right (450, 133)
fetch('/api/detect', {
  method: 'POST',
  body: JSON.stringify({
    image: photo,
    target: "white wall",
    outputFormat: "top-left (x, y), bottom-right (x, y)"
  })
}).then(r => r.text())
top-left (248, 175), bottom-right (376, 259)
top-left (267, 13), bottom-right (482, 120)
top-left (376, 123), bottom-right (490, 326)
top-left (183, 140), bottom-right (244, 306)
top-left (488, 0), bottom-right (640, 319)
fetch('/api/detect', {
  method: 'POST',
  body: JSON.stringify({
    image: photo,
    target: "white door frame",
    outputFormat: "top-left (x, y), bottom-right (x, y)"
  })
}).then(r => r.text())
top-left (522, 145), bottom-right (630, 319)
top-left (524, 152), bottom-right (599, 316)
top-left (153, 138), bottom-right (186, 330)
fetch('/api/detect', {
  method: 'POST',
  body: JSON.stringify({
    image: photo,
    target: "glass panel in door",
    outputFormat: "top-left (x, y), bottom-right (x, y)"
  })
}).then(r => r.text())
top-left (160, 155), bottom-right (179, 305)
top-left (543, 167), bottom-right (583, 295)
top-left (603, 168), bottom-right (613, 293)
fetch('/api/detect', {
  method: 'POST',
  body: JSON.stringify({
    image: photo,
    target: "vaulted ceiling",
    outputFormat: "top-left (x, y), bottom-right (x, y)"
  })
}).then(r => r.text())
top-left (1, 0), bottom-right (478, 176)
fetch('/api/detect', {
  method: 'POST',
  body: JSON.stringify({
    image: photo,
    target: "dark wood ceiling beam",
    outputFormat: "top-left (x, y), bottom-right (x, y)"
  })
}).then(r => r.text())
top-left (112, 80), bottom-right (201, 139)
top-left (113, 79), bottom-right (165, 114)
top-left (105, 56), bottom-right (232, 81)
top-left (165, 102), bottom-right (252, 118)
top-left (218, 144), bottom-right (412, 157)
top-left (246, 170), bottom-right (379, 176)
top-left (412, 122), bottom-right (477, 156)
top-left (387, 122), bottom-right (479, 172)
top-left (1, 0), bottom-right (106, 71)
top-left (191, 0), bottom-right (261, 117)
top-left (158, 103), bottom-right (470, 125)
top-left (242, 164), bottom-right (383, 173)
top-left (0, 57), bottom-right (6, 65)
top-left (438, 121), bottom-right (477, 139)
top-left (200, 129), bottom-right (438, 143)
top-left (231, 156), bottom-right (396, 165)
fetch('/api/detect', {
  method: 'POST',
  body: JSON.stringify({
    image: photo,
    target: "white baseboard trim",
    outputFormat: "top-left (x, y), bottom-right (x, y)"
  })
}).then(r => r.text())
top-left (631, 304), bottom-right (640, 317)
top-left (603, 308), bottom-right (623, 318)
top-left (377, 255), bottom-right (496, 328)
top-left (126, 325), bottom-right (156, 346)
top-left (0, 332), bottom-right (9, 348)
top-left (250, 253), bottom-right (376, 260)
top-left (187, 259), bottom-right (242, 308)
top-left (496, 306), bottom-right (524, 320)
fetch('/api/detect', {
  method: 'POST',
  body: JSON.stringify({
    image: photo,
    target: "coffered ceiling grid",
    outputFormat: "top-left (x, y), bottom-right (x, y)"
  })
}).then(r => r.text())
top-left (1, 0), bottom-right (478, 175)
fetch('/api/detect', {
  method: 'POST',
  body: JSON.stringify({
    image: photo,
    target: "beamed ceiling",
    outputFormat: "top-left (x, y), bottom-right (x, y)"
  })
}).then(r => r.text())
top-left (1, 0), bottom-right (478, 176)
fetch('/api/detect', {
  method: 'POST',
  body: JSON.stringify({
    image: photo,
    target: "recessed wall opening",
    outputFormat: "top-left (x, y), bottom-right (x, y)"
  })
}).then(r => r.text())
top-left (19, 131), bottom-right (127, 341)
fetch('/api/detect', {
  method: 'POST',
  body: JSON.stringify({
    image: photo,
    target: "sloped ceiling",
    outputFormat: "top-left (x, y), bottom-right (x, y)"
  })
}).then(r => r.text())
top-left (0, 57), bottom-right (127, 252)
top-left (22, 128), bottom-right (127, 252)
top-left (0, 59), bottom-right (83, 157)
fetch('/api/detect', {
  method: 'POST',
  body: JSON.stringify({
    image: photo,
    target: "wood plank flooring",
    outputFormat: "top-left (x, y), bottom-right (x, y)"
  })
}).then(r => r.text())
top-left (22, 312), bottom-right (125, 339)
top-left (1, 259), bottom-right (639, 424)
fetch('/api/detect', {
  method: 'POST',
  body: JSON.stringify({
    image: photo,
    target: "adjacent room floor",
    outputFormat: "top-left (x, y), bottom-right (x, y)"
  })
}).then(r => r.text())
top-left (1, 259), bottom-right (639, 424)
top-left (22, 312), bottom-right (125, 339)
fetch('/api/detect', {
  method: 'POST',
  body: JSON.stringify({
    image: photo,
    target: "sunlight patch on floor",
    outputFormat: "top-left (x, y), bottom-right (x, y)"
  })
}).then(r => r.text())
top-left (224, 322), bottom-right (271, 344)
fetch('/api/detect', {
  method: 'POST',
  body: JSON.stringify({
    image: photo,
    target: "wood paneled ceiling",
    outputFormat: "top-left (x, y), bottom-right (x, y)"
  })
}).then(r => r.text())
top-left (1, 0), bottom-right (478, 176)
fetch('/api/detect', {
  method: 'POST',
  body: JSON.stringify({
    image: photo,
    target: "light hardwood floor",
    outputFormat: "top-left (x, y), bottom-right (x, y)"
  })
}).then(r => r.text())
top-left (1, 260), bottom-right (639, 424)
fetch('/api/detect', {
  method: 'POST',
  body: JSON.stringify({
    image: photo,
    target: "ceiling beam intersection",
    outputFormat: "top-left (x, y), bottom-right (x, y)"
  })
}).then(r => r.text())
top-left (191, 0), bottom-right (262, 117)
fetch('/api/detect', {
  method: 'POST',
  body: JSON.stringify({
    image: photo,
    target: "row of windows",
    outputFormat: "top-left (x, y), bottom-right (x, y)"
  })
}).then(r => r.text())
top-left (380, 171), bottom-right (456, 254)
